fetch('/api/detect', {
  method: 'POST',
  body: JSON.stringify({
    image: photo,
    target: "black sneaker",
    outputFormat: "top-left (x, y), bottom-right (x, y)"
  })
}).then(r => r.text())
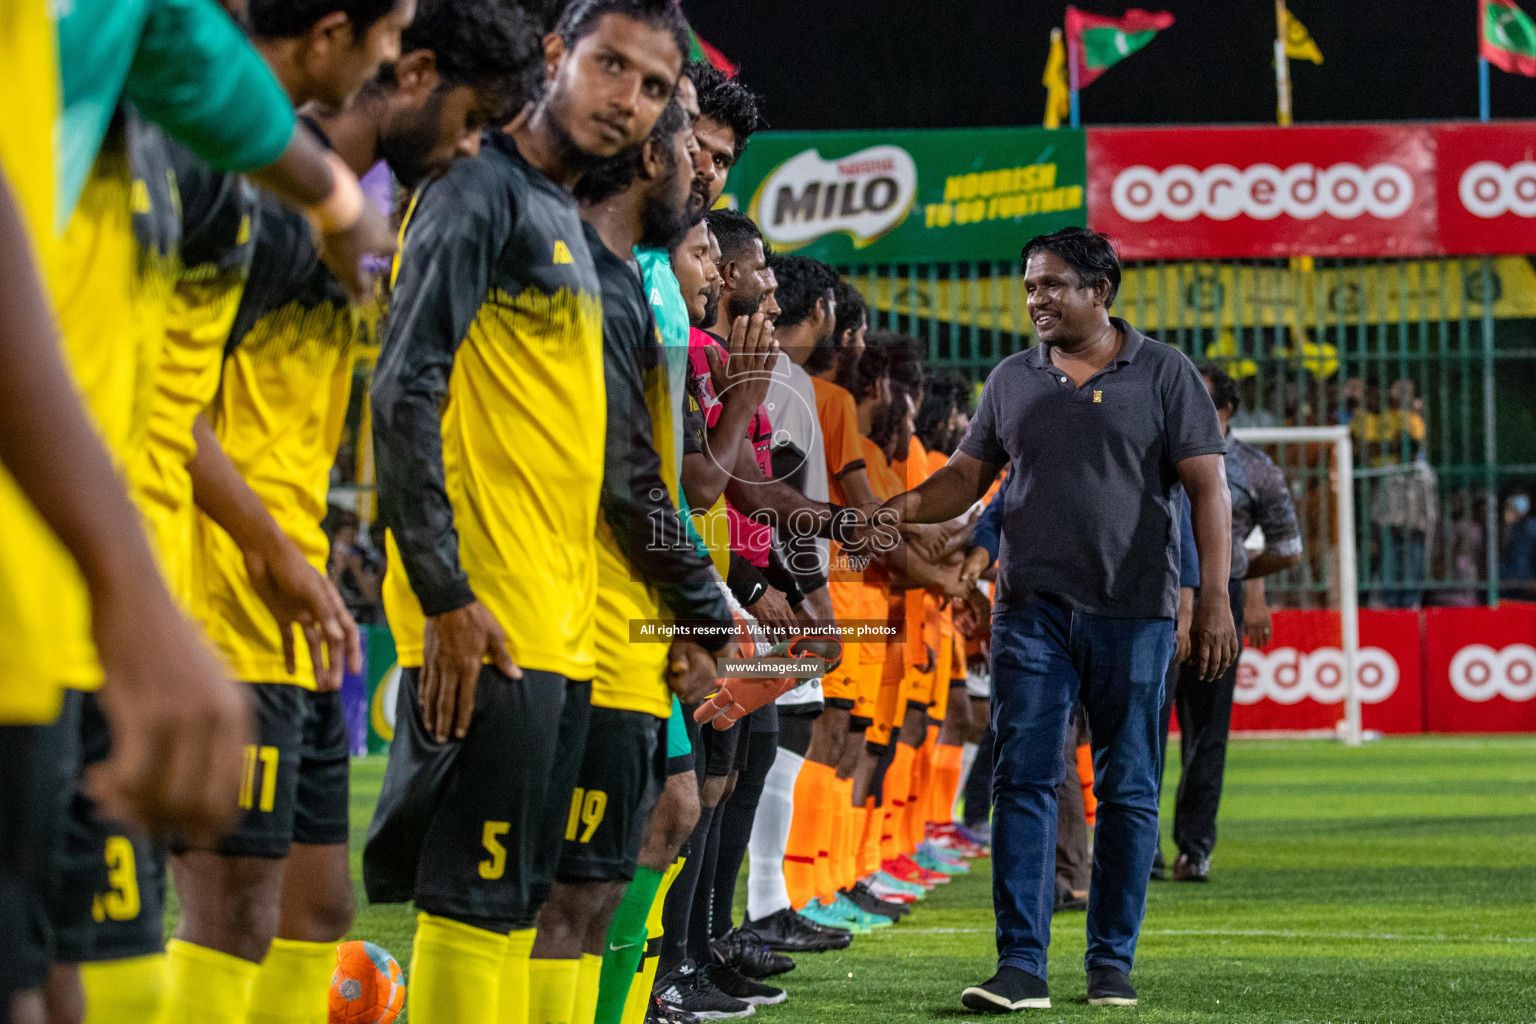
top-left (646, 994), bottom-right (701, 1024)
top-left (847, 882), bottom-right (910, 920)
top-left (960, 966), bottom-right (1051, 1013)
top-left (740, 908), bottom-right (851, 953)
top-left (712, 929), bottom-right (795, 979)
top-left (1086, 966), bottom-right (1137, 1006)
top-left (708, 964), bottom-right (787, 1007)
top-left (655, 962), bottom-right (755, 1020)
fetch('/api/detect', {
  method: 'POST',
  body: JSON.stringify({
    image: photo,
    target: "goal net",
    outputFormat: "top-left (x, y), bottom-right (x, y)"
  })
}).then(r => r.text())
top-left (1230, 426), bottom-right (1364, 746)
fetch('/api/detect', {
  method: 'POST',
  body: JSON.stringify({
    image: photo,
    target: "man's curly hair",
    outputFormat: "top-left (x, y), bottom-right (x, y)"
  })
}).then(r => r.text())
top-left (687, 60), bottom-right (764, 159)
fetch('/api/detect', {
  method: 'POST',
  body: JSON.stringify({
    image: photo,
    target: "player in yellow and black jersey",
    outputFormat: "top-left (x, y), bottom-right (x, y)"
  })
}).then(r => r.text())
top-left (156, 6), bottom-right (540, 1024)
top-left (509, 95), bottom-right (734, 1024)
top-left (362, 3), bottom-right (691, 1020)
top-left (0, 3), bottom-right (405, 1020)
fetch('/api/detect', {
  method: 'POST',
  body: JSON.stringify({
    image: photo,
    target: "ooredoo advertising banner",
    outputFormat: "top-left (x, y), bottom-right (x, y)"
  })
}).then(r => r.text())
top-left (1434, 123), bottom-right (1536, 256)
top-left (1228, 609), bottom-right (1423, 734)
top-left (1087, 124), bottom-right (1439, 260)
top-left (1424, 603), bottom-right (1536, 733)
top-left (720, 127), bottom-right (1087, 264)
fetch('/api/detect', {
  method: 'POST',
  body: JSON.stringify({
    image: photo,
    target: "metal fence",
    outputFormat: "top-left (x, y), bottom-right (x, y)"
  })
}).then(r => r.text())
top-left (846, 256), bottom-right (1536, 607)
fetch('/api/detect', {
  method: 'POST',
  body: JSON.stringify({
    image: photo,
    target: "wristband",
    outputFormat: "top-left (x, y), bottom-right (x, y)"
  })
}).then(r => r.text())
top-left (825, 505), bottom-right (862, 547)
top-left (307, 151), bottom-right (366, 235)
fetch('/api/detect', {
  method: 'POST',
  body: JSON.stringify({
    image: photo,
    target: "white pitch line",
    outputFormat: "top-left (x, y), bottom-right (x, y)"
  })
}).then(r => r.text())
top-left (898, 927), bottom-right (1536, 944)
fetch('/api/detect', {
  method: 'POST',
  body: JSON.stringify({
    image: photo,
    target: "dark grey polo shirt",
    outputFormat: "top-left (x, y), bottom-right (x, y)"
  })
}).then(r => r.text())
top-left (958, 318), bottom-right (1225, 619)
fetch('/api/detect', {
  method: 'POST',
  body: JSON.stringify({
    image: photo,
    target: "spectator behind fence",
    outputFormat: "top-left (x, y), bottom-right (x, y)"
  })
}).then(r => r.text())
top-left (1354, 377), bottom-right (1437, 609)
top-left (1501, 492), bottom-right (1536, 601)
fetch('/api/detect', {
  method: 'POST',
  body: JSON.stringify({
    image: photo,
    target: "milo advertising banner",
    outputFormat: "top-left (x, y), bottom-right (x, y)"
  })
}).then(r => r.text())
top-left (721, 127), bottom-right (1087, 265)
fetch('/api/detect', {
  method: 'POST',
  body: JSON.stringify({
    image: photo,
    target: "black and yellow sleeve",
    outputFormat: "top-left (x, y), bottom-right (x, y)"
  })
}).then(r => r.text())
top-left (372, 157), bottom-right (514, 617)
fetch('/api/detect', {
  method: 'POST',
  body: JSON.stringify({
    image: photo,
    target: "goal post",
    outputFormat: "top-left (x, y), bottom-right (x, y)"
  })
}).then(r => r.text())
top-left (1230, 425), bottom-right (1363, 747)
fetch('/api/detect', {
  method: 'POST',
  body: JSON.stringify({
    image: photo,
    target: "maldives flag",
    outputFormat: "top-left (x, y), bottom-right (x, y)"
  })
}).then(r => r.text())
top-left (1482, 0), bottom-right (1536, 76)
top-left (1065, 6), bottom-right (1175, 88)
top-left (689, 29), bottom-right (738, 77)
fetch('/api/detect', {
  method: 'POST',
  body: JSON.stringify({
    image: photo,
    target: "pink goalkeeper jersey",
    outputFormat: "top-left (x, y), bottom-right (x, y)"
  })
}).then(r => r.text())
top-left (688, 327), bottom-right (773, 566)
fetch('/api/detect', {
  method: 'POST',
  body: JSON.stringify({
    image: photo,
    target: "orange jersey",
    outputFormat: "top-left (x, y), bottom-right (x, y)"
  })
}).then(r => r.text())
top-left (811, 376), bottom-right (865, 506)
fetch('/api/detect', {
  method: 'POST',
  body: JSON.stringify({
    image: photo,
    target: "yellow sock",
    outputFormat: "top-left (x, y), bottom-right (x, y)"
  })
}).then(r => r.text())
top-left (246, 938), bottom-right (334, 1024)
top-left (80, 953), bottom-right (167, 1024)
top-left (528, 959), bottom-right (579, 1024)
top-left (498, 928), bottom-right (537, 1024)
top-left (411, 912), bottom-right (509, 1024)
top-left (621, 858), bottom-right (685, 1024)
top-left (570, 954), bottom-right (602, 1024)
top-left (164, 939), bottom-right (259, 1024)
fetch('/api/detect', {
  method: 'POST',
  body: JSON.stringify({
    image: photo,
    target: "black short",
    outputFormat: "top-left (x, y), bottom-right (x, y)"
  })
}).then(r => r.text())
top-left (363, 667), bottom-right (590, 928)
top-left (186, 685), bottom-right (349, 859)
top-left (50, 692), bottom-right (165, 964)
top-left (556, 708), bottom-right (664, 884)
top-left (0, 717), bottom-right (65, 1001)
top-left (823, 697), bottom-right (856, 712)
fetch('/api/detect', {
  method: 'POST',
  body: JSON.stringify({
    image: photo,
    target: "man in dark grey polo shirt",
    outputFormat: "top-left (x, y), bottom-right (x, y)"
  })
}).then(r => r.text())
top-left (882, 227), bottom-right (1239, 1011)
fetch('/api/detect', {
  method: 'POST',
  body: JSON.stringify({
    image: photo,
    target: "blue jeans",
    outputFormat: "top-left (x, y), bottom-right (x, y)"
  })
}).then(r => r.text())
top-left (990, 594), bottom-right (1174, 980)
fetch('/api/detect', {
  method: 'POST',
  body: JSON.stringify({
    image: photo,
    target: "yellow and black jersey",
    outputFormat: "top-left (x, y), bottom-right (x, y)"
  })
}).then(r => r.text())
top-left (130, 135), bottom-right (259, 606)
top-left (50, 112), bottom-right (182, 691)
top-left (586, 223), bottom-right (731, 717)
top-left (376, 129), bottom-right (604, 678)
top-left (194, 173), bottom-right (377, 688)
top-left (0, 0), bottom-right (69, 722)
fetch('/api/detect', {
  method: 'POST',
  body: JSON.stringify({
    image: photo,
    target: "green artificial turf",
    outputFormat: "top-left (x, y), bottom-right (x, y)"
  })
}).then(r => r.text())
top-left (331, 736), bottom-right (1536, 1023)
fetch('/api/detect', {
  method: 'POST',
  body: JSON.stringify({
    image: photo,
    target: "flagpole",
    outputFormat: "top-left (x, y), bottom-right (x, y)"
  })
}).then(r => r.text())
top-left (1069, 36), bottom-right (1081, 128)
top-left (1275, 0), bottom-right (1293, 126)
top-left (1480, 56), bottom-right (1491, 121)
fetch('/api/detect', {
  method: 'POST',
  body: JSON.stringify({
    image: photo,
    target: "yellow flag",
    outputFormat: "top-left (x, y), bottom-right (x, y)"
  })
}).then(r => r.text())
top-left (1043, 28), bottom-right (1070, 129)
top-left (1284, 9), bottom-right (1323, 64)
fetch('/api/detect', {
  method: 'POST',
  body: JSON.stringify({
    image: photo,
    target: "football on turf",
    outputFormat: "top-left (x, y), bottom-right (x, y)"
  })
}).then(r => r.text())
top-left (329, 941), bottom-right (405, 1024)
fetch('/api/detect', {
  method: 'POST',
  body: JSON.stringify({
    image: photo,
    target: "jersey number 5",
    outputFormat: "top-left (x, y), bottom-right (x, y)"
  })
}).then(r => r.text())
top-left (479, 821), bottom-right (511, 880)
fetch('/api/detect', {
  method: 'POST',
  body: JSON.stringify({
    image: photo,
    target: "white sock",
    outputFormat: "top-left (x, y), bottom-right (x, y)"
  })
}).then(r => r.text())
top-left (747, 747), bottom-right (803, 921)
top-left (955, 742), bottom-right (980, 820)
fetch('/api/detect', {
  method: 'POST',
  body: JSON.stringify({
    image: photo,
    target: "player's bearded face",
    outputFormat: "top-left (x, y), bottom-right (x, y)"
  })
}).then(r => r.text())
top-left (380, 84), bottom-right (487, 188)
top-left (547, 15), bottom-right (682, 161)
top-left (639, 131), bottom-right (695, 250)
top-left (671, 221), bottom-right (717, 325)
top-left (723, 241), bottom-right (767, 322)
top-left (692, 117), bottom-right (735, 209)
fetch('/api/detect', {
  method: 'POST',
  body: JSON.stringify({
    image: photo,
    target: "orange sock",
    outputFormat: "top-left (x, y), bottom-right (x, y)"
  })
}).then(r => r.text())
top-left (821, 781), bottom-right (847, 903)
top-left (784, 760), bottom-right (834, 909)
top-left (1078, 744), bottom-right (1097, 827)
top-left (835, 779), bottom-right (860, 890)
top-left (859, 797), bottom-right (883, 877)
top-left (848, 803), bottom-right (868, 883)
top-left (880, 743), bottom-right (915, 863)
top-left (930, 743), bottom-right (964, 827)
top-left (905, 730), bottom-right (937, 852)
top-left (812, 769), bottom-right (839, 901)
